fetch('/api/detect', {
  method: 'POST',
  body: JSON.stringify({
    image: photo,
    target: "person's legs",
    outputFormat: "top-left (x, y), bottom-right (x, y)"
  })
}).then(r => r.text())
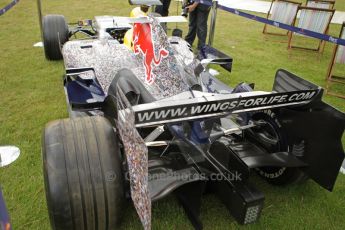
top-left (155, 0), bottom-right (171, 16)
top-left (162, 0), bottom-right (171, 16)
top-left (185, 9), bottom-right (198, 47)
top-left (196, 5), bottom-right (210, 50)
top-left (155, 0), bottom-right (171, 33)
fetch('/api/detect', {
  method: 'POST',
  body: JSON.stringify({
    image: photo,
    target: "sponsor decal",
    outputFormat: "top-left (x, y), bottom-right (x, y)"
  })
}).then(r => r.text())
top-left (257, 167), bottom-right (286, 179)
top-left (262, 109), bottom-right (281, 128)
top-left (329, 36), bottom-right (338, 43)
top-left (133, 23), bottom-right (169, 84)
top-left (134, 90), bottom-right (317, 125)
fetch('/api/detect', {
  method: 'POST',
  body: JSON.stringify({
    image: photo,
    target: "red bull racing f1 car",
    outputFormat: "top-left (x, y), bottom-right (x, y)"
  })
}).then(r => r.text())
top-left (41, 1), bottom-right (345, 229)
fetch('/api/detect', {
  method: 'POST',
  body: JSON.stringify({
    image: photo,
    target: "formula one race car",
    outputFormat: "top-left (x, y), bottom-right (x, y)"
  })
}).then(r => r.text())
top-left (41, 1), bottom-right (345, 229)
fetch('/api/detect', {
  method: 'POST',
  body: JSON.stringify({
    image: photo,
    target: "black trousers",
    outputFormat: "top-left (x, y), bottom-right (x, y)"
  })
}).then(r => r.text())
top-left (155, 0), bottom-right (171, 16)
top-left (185, 4), bottom-right (210, 50)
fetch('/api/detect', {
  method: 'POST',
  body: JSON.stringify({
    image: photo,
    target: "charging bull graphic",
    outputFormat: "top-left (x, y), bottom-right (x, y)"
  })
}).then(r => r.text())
top-left (133, 23), bottom-right (169, 84)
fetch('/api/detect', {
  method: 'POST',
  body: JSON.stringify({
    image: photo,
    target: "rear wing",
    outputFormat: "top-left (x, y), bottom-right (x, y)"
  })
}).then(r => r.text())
top-left (132, 69), bottom-right (323, 127)
top-left (132, 89), bottom-right (320, 127)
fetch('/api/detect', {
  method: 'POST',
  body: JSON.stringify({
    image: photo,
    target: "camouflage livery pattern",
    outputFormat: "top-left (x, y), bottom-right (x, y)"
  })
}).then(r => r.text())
top-left (116, 86), bottom-right (151, 230)
top-left (62, 39), bottom-right (142, 94)
top-left (131, 17), bottom-right (190, 98)
top-left (168, 36), bottom-right (195, 66)
top-left (62, 17), bottom-right (194, 100)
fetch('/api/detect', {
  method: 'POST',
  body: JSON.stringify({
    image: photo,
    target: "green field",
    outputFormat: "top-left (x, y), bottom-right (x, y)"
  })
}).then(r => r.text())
top-left (0, 0), bottom-right (345, 229)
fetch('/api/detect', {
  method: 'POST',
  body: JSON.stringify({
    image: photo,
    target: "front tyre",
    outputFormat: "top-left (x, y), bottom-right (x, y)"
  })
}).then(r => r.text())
top-left (43, 15), bottom-right (69, 60)
top-left (42, 116), bottom-right (124, 229)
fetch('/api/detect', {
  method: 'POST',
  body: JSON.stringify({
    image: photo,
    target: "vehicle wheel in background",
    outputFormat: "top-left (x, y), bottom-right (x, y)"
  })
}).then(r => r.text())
top-left (43, 14), bottom-right (69, 60)
top-left (249, 111), bottom-right (308, 185)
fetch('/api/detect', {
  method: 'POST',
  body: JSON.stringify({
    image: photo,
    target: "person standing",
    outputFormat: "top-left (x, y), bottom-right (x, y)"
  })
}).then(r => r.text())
top-left (185, 1), bottom-right (211, 51)
top-left (155, 0), bottom-right (171, 16)
top-left (154, 0), bottom-right (171, 32)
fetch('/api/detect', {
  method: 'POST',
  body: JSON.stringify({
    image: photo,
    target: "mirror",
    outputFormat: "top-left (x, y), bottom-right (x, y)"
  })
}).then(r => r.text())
top-left (198, 45), bottom-right (233, 72)
top-left (200, 58), bottom-right (233, 66)
top-left (0, 146), bottom-right (20, 168)
top-left (200, 58), bottom-right (233, 70)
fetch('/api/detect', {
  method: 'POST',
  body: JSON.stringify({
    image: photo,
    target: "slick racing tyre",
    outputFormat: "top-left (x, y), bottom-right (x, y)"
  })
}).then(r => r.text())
top-left (43, 116), bottom-right (125, 230)
top-left (43, 15), bottom-right (69, 60)
top-left (248, 110), bottom-right (308, 185)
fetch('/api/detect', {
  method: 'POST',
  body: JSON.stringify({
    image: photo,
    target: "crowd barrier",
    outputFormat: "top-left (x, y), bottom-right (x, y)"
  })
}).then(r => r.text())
top-left (197, 0), bottom-right (345, 46)
top-left (0, 0), bottom-right (20, 16)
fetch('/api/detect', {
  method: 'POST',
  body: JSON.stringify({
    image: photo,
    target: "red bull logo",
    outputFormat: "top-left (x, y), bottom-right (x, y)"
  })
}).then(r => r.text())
top-left (133, 23), bottom-right (169, 84)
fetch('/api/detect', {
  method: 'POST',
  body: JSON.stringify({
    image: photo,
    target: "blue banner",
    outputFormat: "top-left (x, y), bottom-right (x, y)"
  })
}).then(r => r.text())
top-left (197, 0), bottom-right (345, 46)
top-left (0, 0), bottom-right (20, 16)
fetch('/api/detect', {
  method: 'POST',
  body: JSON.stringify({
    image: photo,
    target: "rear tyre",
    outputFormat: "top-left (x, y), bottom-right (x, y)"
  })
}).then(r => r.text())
top-left (249, 111), bottom-right (308, 185)
top-left (43, 116), bottom-right (124, 230)
top-left (43, 14), bottom-right (69, 60)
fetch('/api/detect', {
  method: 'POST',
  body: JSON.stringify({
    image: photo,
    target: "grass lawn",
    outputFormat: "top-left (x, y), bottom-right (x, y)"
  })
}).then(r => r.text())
top-left (0, 0), bottom-right (345, 229)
